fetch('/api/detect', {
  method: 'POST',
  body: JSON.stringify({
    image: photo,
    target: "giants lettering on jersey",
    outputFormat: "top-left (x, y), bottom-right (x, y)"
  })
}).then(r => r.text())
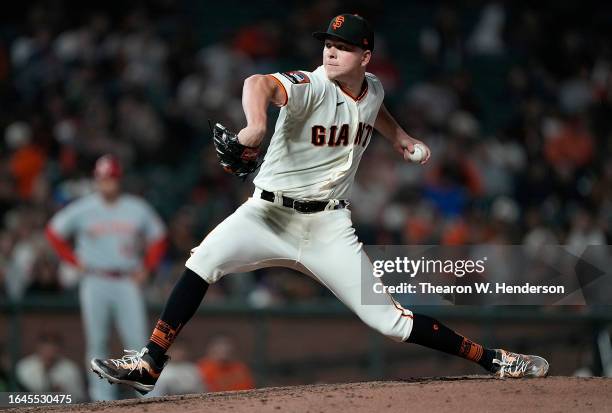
top-left (311, 122), bottom-right (374, 147)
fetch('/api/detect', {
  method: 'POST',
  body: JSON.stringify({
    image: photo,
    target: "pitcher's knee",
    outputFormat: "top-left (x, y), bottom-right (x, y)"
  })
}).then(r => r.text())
top-left (185, 261), bottom-right (223, 284)
top-left (185, 246), bottom-right (228, 284)
top-left (361, 302), bottom-right (415, 342)
top-left (371, 315), bottom-right (414, 342)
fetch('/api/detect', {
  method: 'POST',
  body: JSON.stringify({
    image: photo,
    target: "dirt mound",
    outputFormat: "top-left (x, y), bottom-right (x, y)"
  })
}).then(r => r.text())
top-left (7, 376), bottom-right (611, 413)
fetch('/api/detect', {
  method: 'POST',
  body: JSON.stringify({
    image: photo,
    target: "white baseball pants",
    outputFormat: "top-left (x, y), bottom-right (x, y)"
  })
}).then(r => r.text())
top-left (186, 188), bottom-right (413, 342)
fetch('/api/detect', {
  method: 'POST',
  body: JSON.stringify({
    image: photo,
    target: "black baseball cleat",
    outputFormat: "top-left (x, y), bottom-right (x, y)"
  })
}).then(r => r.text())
top-left (491, 349), bottom-right (549, 378)
top-left (90, 348), bottom-right (169, 394)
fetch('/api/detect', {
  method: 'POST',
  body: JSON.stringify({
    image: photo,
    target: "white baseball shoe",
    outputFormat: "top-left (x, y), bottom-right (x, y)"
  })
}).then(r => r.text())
top-left (491, 349), bottom-right (549, 378)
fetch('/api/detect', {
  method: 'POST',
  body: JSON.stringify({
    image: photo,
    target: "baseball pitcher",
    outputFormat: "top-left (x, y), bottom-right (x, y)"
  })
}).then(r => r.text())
top-left (91, 15), bottom-right (548, 394)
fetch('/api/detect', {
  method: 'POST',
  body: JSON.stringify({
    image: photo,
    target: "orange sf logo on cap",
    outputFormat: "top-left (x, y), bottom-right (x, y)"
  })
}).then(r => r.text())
top-left (332, 15), bottom-right (345, 30)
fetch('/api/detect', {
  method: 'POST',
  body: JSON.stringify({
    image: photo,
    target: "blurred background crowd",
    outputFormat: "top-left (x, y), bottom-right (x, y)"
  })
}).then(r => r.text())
top-left (0, 0), bottom-right (611, 400)
top-left (2, 0), bottom-right (610, 303)
top-left (2, 0), bottom-right (610, 304)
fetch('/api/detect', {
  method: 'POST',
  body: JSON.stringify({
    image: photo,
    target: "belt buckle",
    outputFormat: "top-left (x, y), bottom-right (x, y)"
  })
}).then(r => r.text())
top-left (293, 199), bottom-right (318, 214)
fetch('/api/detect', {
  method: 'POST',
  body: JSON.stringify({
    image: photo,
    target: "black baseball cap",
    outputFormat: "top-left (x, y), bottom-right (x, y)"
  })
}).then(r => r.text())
top-left (313, 14), bottom-right (374, 51)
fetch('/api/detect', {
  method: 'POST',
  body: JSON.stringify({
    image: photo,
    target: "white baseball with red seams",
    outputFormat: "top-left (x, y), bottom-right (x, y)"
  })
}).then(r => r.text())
top-left (186, 66), bottom-right (415, 342)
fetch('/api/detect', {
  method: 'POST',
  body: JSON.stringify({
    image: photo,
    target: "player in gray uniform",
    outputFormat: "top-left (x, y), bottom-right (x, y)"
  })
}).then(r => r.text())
top-left (46, 154), bottom-right (167, 400)
top-left (91, 15), bottom-right (548, 394)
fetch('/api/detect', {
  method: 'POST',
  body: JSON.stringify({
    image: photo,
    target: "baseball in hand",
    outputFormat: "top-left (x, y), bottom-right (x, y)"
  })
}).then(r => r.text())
top-left (406, 143), bottom-right (427, 162)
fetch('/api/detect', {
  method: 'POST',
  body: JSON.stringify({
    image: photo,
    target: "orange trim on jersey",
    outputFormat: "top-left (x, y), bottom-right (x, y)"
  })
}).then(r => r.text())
top-left (337, 79), bottom-right (369, 102)
top-left (267, 74), bottom-right (288, 107)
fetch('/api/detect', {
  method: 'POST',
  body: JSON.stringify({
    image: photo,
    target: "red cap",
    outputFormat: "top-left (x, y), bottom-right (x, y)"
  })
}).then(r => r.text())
top-left (94, 154), bottom-right (123, 179)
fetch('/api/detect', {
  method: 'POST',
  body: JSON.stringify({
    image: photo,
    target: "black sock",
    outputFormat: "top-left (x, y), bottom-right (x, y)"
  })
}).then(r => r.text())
top-left (406, 313), bottom-right (496, 372)
top-left (146, 268), bottom-right (209, 364)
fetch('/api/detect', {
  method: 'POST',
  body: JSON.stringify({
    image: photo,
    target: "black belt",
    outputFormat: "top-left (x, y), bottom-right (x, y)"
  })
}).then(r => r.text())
top-left (260, 190), bottom-right (349, 214)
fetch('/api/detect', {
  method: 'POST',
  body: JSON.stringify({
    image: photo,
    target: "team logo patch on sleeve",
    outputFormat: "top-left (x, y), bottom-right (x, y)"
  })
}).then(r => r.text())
top-left (281, 71), bottom-right (310, 84)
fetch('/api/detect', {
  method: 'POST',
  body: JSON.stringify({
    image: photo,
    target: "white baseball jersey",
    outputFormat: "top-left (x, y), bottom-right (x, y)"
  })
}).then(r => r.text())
top-left (253, 66), bottom-right (385, 200)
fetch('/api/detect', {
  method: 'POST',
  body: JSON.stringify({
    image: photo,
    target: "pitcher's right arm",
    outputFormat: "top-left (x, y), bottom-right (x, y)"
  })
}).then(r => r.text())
top-left (237, 75), bottom-right (287, 148)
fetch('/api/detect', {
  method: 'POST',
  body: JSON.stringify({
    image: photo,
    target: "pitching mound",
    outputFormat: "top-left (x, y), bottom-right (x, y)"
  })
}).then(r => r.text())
top-left (7, 376), bottom-right (611, 413)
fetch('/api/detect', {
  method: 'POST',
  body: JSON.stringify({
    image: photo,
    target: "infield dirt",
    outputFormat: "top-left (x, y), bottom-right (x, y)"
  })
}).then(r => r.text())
top-left (6, 376), bottom-right (611, 413)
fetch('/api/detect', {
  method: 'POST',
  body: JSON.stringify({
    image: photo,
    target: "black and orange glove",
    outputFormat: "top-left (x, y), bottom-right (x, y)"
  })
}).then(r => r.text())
top-left (212, 123), bottom-right (261, 179)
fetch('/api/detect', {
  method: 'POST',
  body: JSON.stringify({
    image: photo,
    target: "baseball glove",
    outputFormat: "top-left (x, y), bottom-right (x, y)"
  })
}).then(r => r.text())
top-left (211, 122), bottom-right (261, 179)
